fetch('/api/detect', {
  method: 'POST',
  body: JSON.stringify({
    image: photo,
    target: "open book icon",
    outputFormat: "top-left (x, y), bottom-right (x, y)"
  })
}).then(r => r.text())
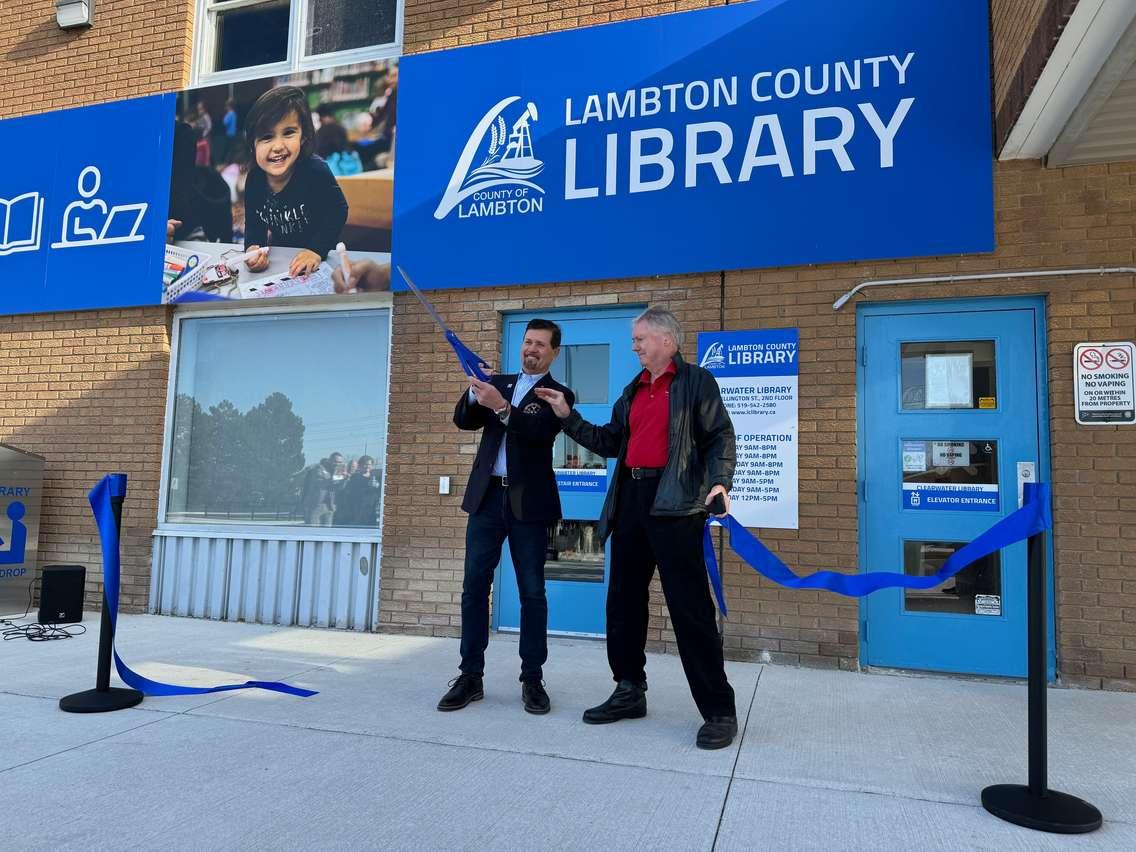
top-left (0, 191), bottom-right (45, 256)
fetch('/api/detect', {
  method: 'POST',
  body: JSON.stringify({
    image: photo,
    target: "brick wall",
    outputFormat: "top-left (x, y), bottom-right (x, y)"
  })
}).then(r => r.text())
top-left (1, 0), bottom-right (1131, 690)
top-left (378, 0), bottom-right (1134, 690)
top-left (0, 1), bottom-right (190, 611)
top-left (0, 0), bottom-right (193, 118)
top-left (0, 309), bottom-right (172, 612)
top-left (379, 273), bottom-right (722, 637)
top-left (405, 0), bottom-right (723, 52)
top-left (380, 158), bottom-right (1136, 691)
top-left (718, 159), bottom-right (1135, 689)
top-left (990, 0), bottom-right (1080, 153)
top-left (991, 0), bottom-right (1050, 111)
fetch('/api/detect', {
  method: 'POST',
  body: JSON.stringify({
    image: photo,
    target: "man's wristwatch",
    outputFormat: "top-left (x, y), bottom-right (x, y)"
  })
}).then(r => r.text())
top-left (494, 403), bottom-right (510, 421)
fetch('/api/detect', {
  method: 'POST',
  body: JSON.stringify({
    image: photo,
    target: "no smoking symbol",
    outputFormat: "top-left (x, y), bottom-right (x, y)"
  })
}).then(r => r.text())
top-left (1105, 347), bottom-right (1130, 370)
top-left (1079, 349), bottom-right (1103, 371)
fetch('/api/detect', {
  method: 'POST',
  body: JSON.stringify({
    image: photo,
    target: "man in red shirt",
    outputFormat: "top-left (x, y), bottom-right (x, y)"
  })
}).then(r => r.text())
top-left (535, 306), bottom-right (738, 749)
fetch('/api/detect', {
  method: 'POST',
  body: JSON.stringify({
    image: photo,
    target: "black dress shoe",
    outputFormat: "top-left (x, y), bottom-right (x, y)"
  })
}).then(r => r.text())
top-left (522, 680), bottom-right (551, 715)
top-left (696, 716), bottom-right (738, 750)
top-left (437, 673), bottom-right (484, 711)
top-left (582, 679), bottom-right (647, 724)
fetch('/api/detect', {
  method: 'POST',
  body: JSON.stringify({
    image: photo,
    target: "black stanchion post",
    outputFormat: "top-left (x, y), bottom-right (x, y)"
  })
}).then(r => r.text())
top-left (60, 484), bottom-right (144, 713)
top-left (980, 528), bottom-right (1101, 833)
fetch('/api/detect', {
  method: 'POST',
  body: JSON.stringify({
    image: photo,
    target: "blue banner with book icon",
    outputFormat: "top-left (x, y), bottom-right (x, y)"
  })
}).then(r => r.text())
top-left (0, 94), bottom-right (174, 315)
top-left (394, 0), bottom-right (993, 289)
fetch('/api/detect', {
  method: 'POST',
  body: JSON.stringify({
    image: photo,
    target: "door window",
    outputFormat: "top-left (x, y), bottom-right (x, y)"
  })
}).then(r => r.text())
top-left (546, 520), bottom-right (604, 583)
top-left (903, 541), bottom-right (1001, 615)
top-left (901, 439), bottom-right (999, 512)
top-left (901, 340), bottom-right (996, 409)
top-left (550, 344), bottom-right (609, 403)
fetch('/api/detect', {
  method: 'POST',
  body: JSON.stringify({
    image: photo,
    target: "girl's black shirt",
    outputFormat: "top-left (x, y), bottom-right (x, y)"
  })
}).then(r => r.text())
top-left (244, 156), bottom-right (348, 258)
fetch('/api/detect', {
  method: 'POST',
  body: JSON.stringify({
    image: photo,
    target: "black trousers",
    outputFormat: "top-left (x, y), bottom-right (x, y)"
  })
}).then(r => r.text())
top-left (607, 475), bottom-right (736, 720)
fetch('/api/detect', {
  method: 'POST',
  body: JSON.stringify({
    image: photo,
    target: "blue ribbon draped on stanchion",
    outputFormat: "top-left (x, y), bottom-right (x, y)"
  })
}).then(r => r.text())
top-left (702, 483), bottom-right (1053, 616)
top-left (90, 474), bottom-right (317, 697)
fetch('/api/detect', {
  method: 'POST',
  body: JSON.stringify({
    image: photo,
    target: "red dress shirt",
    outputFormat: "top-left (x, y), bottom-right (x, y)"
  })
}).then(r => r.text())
top-left (625, 362), bottom-right (675, 468)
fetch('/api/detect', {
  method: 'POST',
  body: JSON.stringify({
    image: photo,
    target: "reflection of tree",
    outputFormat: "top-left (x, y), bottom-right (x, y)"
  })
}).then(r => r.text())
top-left (170, 392), bottom-right (306, 518)
top-left (245, 392), bottom-right (306, 511)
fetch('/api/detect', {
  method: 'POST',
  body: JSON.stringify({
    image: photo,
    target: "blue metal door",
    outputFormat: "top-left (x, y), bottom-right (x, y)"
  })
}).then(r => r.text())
top-left (857, 298), bottom-right (1052, 677)
top-left (495, 308), bottom-right (642, 636)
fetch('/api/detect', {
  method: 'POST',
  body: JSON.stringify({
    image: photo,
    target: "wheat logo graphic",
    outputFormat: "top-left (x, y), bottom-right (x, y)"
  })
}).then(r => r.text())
top-left (700, 342), bottom-right (726, 370)
top-left (435, 97), bottom-right (545, 220)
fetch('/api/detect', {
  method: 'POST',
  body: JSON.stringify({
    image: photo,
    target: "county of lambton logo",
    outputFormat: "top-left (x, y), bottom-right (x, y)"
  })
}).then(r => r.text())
top-left (700, 342), bottom-right (726, 370)
top-left (434, 96), bottom-right (545, 221)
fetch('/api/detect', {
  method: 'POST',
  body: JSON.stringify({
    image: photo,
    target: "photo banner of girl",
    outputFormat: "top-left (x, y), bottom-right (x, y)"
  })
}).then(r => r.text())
top-left (163, 60), bottom-right (397, 303)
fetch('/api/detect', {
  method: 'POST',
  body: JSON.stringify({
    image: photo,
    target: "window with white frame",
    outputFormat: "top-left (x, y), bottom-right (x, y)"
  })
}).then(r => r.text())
top-left (194, 0), bottom-right (402, 84)
top-left (163, 307), bottom-right (390, 529)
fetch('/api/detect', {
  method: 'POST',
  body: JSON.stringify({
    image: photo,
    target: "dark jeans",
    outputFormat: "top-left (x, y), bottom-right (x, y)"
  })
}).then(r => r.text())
top-left (460, 482), bottom-right (549, 682)
top-left (608, 475), bottom-right (736, 720)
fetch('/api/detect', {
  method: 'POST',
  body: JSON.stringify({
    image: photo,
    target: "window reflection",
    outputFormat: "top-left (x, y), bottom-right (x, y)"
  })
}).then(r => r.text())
top-left (554, 434), bottom-right (606, 470)
top-left (546, 520), bottom-right (604, 582)
top-left (550, 344), bottom-right (609, 404)
top-left (901, 340), bottom-right (996, 410)
top-left (903, 541), bottom-right (1001, 615)
top-left (166, 310), bottom-right (389, 528)
top-left (214, 1), bottom-right (290, 72)
top-left (902, 440), bottom-right (998, 485)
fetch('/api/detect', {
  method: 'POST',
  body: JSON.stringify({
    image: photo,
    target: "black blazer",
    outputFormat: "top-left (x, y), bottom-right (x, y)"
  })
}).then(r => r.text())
top-left (454, 373), bottom-right (576, 524)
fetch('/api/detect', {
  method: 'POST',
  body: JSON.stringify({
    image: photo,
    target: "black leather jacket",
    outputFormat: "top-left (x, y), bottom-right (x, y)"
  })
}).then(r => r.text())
top-left (561, 354), bottom-right (736, 542)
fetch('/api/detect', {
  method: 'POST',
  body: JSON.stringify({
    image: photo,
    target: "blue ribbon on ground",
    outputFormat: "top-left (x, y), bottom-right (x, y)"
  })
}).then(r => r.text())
top-left (90, 474), bottom-right (317, 697)
top-left (702, 483), bottom-right (1052, 616)
top-left (446, 329), bottom-right (491, 381)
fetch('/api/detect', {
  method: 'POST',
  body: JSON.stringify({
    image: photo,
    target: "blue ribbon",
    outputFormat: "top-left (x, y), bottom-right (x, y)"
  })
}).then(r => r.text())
top-left (446, 329), bottom-right (491, 381)
top-left (90, 474), bottom-right (317, 697)
top-left (703, 483), bottom-right (1052, 616)
top-left (171, 291), bottom-right (230, 303)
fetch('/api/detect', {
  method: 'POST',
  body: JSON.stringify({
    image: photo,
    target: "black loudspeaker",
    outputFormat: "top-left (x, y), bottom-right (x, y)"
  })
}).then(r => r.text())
top-left (38, 565), bottom-right (86, 625)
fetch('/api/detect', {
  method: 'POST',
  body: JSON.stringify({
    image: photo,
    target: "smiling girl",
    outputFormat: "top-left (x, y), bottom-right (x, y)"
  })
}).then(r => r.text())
top-left (242, 86), bottom-right (349, 277)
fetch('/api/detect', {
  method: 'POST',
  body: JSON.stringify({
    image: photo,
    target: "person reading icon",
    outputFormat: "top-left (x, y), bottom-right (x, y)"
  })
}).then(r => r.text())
top-left (0, 502), bottom-right (28, 565)
top-left (53, 166), bottom-right (147, 248)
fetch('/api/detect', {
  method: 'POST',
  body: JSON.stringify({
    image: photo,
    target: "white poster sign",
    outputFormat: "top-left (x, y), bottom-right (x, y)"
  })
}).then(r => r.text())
top-left (925, 353), bottom-right (972, 408)
top-left (696, 328), bottom-right (798, 529)
top-left (1074, 342), bottom-right (1134, 425)
top-left (931, 440), bottom-right (971, 467)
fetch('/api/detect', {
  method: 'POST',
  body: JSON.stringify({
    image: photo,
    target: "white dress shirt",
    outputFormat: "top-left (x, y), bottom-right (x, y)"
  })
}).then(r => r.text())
top-left (469, 371), bottom-right (546, 477)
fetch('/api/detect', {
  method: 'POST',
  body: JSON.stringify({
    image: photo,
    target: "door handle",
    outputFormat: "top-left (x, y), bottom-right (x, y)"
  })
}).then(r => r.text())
top-left (1016, 461), bottom-right (1036, 509)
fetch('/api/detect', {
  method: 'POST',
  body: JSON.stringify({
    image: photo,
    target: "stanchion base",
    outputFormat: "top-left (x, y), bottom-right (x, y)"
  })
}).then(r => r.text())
top-left (59, 687), bottom-right (144, 714)
top-left (982, 784), bottom-right (1102, 834)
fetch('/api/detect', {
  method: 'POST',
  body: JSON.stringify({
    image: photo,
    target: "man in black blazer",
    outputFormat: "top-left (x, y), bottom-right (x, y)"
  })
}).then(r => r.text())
top-left (438, 318), bottom-right (576, 715)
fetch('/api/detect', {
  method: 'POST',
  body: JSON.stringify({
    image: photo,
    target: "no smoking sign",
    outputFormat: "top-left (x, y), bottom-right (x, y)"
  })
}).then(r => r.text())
top-left (1074, 341), bottom-right (1135, 425)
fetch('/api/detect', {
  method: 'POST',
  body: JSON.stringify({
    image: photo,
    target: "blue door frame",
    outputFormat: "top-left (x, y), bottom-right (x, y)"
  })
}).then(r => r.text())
top-left (492, 306), bottom-right (643, 636)
top-left (856, 297), bottom-right (1055, 678)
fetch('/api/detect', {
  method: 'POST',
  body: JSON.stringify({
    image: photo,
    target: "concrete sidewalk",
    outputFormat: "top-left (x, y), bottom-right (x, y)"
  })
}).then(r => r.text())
top-left (2, 614), bottom-right (1133, 850)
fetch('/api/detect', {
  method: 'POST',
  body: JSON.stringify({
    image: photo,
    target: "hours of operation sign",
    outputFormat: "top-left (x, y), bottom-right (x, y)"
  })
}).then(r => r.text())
top-left (696, 328), bottom-right (799, 529)
top-left (1074, 341), bottom-right (1134, 425)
